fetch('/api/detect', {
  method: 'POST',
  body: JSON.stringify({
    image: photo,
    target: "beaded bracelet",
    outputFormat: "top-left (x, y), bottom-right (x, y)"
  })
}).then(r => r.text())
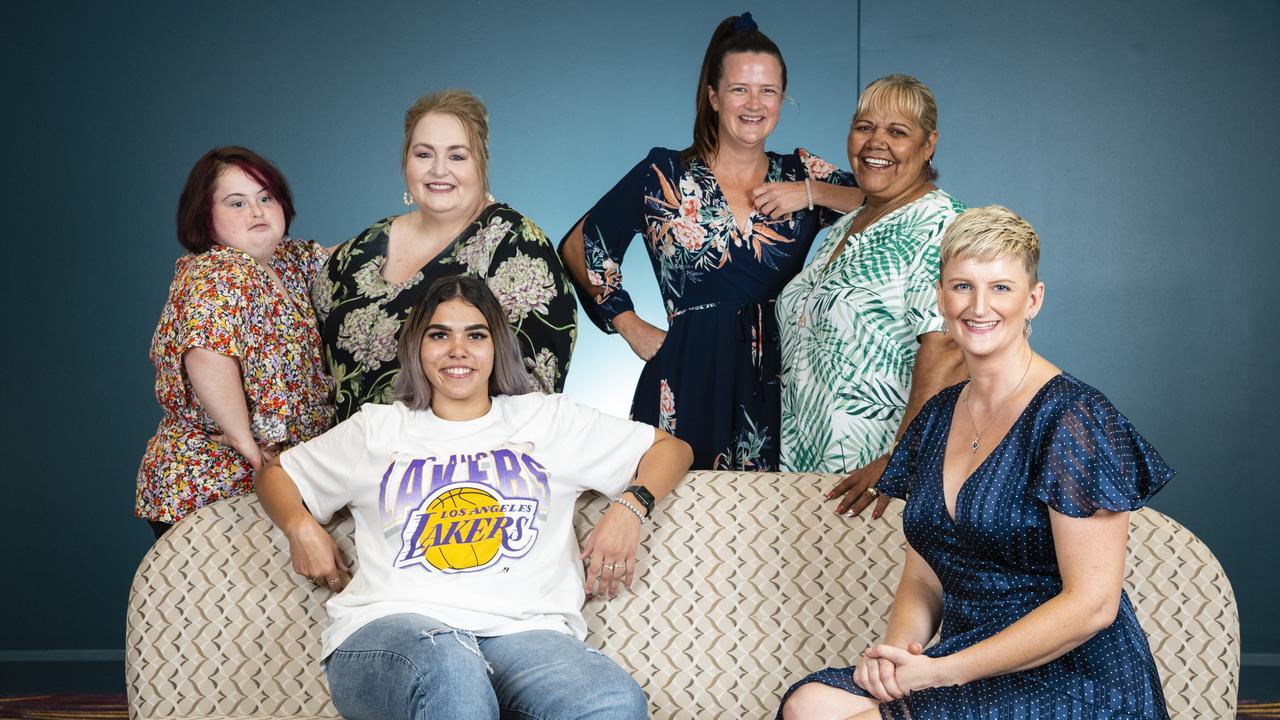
top-left (804, 176), bottom-right (814, 211)
top-left (611, 497), bottom-right (650, 524)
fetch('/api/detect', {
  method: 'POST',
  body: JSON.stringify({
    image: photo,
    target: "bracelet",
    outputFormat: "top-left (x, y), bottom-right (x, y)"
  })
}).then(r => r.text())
top-left (804, 176), bottom-right (814, 211)
top-left (611, 497), bottom-right (650, 524)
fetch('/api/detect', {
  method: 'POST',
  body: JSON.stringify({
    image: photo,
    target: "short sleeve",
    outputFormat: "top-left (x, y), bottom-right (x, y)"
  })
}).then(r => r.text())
top-left (174, 255), bottom-right (253, 359)
top-left (902, 204), bottom-right (961, 339)
top-left (279, 410), bottom-right (371, 522)
top-left (875, 393), bottom-right (946, 499)
top-left (546, 395), bottom-right (655, 496)
top-left (566, 149), bottom-right (667, 332)
top-left (1030, 392), bottom-right (1175, 518)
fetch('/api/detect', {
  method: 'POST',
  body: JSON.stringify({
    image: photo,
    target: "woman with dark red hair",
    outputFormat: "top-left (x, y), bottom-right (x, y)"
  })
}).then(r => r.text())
top-left (135, 146), bottom-right (334, 538)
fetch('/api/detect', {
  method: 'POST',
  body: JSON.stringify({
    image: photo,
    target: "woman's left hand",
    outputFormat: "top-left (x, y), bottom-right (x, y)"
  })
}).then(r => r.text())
top-left (865, 643), bottom-right (948, 695)
top-left (580, 504), bottom-right (642, 599)
top-left (751, 181), bottom-right (810, 219)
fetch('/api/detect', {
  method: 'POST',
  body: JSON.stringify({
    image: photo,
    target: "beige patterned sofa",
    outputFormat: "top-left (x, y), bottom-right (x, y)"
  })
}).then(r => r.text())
top-left (126, 471), bottom-right (1238, 719)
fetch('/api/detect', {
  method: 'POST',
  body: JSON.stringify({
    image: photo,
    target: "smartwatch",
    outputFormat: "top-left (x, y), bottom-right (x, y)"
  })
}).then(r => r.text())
top-left (623, 484), bottom-right (656, 517)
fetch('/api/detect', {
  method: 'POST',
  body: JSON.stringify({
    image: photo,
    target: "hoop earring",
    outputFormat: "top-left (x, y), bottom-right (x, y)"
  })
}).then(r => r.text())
top-left (403, 191), bottom-right (414, 207)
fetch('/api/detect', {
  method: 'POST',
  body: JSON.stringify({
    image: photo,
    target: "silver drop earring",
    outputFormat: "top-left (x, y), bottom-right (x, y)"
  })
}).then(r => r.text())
top-left (1024, 319), bottom-right (1033, 338)
top-left (403, 191), bottom-right (414, 207)
top-left (942, 323), bottom-right (949, 335)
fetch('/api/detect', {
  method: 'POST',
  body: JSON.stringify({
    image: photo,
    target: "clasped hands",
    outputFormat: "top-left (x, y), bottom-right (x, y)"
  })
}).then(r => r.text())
top-left (854, 641), bottom-right (945, 702)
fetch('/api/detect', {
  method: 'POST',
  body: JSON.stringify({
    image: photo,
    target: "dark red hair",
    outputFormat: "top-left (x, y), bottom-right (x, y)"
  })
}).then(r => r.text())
top-left (176, 146), bottom-right (296, 253)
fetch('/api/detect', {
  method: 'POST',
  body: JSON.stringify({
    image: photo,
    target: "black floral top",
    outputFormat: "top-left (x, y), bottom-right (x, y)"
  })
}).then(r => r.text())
top-left (313, 203), bottom-right (577, 421)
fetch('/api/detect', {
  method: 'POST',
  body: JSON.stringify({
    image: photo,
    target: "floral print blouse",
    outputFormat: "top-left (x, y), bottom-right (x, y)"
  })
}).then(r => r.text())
top-left (136, 239), bottom-right (336, 523)
top-left (314, 203), bottom-right (577, 421)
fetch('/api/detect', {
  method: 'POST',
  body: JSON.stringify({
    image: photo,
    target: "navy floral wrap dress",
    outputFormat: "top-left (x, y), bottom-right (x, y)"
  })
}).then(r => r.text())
top-left (570, 147), bottom-right (854, 470)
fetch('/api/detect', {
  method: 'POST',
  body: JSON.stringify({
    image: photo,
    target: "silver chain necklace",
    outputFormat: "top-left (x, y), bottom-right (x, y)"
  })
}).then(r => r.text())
top-left (962, 352), bottom-right (1034, 454)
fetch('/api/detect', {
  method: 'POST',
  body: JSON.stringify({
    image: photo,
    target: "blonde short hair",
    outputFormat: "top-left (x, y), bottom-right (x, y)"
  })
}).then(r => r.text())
top-left (401, 89), bottom-right (490, 190)
top-left (939, 205), bottom-right (1041, 284)
top-left (854, 73), bottom-right (938, 136)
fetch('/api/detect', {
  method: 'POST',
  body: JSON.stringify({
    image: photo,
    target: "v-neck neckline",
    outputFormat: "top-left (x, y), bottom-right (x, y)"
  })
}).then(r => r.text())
top-left (698, 154), bottom-right (775, 238)
top-left (378, 203), bottom-right (499, 286)
top-left (937, 373), bottom-right (1065, 524)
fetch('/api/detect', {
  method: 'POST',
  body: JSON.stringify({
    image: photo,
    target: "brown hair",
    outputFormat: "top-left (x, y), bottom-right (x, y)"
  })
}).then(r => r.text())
top-left (682, 13), bottom-right (787, 166)
top-left (401, 89), bottom-right (490, 191)
top-left (175, 146), bottom-right (296, 253)
top-left (393, 275), bottom-right (533, 410)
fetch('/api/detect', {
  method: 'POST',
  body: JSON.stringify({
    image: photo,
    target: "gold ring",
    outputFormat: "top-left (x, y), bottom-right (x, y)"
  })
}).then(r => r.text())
top-left (865, 488), bottom-right (879, 499)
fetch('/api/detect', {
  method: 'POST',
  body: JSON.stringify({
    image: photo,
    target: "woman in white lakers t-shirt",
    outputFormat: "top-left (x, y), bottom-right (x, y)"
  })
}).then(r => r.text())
top-left (258, 274), bottom-right (691, 720)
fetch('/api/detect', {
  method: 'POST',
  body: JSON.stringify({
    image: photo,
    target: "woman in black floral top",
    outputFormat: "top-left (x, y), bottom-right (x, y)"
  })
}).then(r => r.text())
top-left (314, 90), bottom-right (576, 420)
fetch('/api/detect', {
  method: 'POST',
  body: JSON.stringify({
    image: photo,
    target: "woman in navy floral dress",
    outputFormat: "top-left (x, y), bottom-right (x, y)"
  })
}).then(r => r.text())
top-left (560, 13), bottom-right (861, 470)
top-left (780, 207), bottom-right (1172, 719)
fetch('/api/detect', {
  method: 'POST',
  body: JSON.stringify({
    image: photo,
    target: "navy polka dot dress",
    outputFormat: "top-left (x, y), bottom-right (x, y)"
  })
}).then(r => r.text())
top-left (779, 374), bottom-right (1174, 719)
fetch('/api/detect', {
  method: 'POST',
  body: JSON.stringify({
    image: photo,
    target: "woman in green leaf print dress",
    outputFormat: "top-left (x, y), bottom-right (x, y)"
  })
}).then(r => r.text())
top-left (560, 13), bottom-right (864, 471)
top-left (314, 90), bottom-right (576, 421)
top-left (778, 74), bottom-right (967, 517)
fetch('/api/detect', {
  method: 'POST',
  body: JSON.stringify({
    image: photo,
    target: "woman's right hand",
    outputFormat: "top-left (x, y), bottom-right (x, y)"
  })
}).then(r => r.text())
top-left (211, 433), bottom-right (278, 473)
top-left (613, 311), bottom-right (667, 362)
top-left (285, 518), bottom-right (351, 592)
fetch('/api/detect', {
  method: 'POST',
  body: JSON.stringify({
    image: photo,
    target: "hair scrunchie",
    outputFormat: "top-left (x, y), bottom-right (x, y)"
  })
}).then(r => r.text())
top-left (733, 11), bottom-right (757, 32)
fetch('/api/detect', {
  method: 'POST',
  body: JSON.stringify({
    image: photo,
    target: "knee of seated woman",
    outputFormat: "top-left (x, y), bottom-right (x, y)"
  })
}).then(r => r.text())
top-left (782, 683), bottom-right (877, 720)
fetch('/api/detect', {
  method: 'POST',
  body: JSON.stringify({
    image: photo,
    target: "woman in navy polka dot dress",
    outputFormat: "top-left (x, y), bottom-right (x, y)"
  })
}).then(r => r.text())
top-left (779, 206), bottom-right (1173, 720)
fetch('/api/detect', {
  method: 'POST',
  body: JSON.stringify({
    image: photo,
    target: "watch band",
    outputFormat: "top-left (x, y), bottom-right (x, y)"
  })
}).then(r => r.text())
top-left (623, 484), bottom-right (656, 516)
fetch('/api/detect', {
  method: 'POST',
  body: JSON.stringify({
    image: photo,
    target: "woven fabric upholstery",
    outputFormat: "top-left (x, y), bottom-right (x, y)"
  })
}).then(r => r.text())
top-left (126, 471), bottom-right (1238, 720)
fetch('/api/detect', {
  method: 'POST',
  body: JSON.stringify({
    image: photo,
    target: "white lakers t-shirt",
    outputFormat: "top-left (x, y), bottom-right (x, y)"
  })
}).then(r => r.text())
top-left (279, 393), bottom-right (654, 658)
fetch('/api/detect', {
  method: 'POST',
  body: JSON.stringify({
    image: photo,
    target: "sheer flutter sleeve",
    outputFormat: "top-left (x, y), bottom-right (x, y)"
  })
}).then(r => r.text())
top-left (1030, 388), bottom-right (1175, 518)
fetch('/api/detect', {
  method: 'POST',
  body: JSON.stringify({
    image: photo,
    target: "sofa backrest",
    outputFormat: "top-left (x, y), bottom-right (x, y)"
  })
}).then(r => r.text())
top-left (126, 471), bottom-right (1238, 719)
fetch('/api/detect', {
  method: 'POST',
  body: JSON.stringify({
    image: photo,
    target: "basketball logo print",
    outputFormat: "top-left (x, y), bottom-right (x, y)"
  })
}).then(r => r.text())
top-left (421, 486), bottom-right (503, 570)
top-left (396, 482), bottom-right (540, 574)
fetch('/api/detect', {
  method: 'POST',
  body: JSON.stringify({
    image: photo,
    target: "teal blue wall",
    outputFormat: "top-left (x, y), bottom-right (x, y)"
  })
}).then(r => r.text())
top-left (4, 0), bottom-right (1277, 693)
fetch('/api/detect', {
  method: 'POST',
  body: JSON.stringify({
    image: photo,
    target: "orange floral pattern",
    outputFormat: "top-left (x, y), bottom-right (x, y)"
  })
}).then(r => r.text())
top-left (135, 239), bottom-right (335, 523)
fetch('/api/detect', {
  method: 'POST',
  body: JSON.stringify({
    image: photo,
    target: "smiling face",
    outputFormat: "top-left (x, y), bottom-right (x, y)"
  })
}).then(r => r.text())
top-left (419, 298), bottom-right (495, 419)
top-left (208, 164), bottom-right (286, 264)
top-left (937, 255), bottom-right (1044, 361)
top-left (847, 104), bottom-right (937, 202)
top-left (404, 111), bottom-right (486, 220)
top-left (708, 51), bottom-right (783, 153)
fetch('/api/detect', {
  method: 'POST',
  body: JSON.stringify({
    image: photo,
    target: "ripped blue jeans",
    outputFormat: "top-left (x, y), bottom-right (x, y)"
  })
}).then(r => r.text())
top-left (325, 613), bottom-right (648, 719)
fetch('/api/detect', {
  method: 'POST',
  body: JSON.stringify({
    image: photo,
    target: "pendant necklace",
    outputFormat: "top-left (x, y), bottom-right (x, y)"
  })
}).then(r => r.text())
top-left (797, 188), bottom-right (925, 328)
top-left (963, 352), bottom-right (1033, 454)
